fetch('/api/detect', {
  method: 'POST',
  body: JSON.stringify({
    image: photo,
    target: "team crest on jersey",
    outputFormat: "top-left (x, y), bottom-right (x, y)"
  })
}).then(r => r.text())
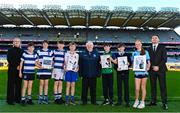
top-left (24, 75), bottom-right (27, 79)
top-left (93, 54), bottom-right (96, 57)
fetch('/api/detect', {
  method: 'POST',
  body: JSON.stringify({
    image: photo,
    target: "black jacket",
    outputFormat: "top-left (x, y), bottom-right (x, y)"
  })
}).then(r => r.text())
top-left (79, 49), bottom-right (101, 78)
top-left (148, 44), bottom-right (167, 73)
top-left (7, 47), bottom-right (24, 68)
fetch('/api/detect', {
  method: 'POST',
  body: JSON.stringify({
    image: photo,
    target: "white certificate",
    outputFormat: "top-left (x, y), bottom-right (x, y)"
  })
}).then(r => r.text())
top-left (133, 55), bottom-right (146, 71)
top-left (42, 57), bottom-right (53, 69)
top-left (100, 55), bottom-right (112, 68)
top-left (117, 56), bottom-right (128, 71)
top-left (66, 55), bottom-right (78, 71)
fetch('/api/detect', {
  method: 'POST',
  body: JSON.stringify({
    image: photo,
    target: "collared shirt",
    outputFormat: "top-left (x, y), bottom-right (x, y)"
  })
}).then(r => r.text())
top-left (152, 44), bottom-right (159, 51)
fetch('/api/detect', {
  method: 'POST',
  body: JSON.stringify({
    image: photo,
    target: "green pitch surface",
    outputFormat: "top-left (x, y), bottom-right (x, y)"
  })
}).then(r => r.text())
top-left (0, 70), bottom-right (180, 112)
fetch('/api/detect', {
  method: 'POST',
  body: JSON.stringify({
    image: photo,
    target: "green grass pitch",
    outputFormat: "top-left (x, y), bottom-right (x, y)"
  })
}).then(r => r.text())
top-left (0, 70), bottom-right (180, 112)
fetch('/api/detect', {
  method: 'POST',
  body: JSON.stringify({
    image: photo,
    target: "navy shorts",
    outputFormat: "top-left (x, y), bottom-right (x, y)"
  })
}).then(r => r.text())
top-left (65, 71), bottom-right (78, 82)
top-left (23, 74), bottom-right (35, 80)
top-left (135, 74), bottom-right (148, 79)
top-left (37, 75), bottom-right (51, 80)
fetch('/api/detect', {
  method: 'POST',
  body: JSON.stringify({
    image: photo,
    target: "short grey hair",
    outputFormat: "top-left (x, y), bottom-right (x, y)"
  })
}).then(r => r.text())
top-left (86, 41), bottom-right (94, 46)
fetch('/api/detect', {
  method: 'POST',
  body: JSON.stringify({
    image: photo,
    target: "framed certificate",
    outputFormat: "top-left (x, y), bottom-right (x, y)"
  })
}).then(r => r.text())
top-left (117, 56), bottom-right (128, 71)
top-left (42, 57), bottom-right (53, 69)
top-left (100, 55), bottom-right (112, 68)
top-left (66, 55), bottom-right (78, 71)
top-left (133, 55), bottom-right (146, 71)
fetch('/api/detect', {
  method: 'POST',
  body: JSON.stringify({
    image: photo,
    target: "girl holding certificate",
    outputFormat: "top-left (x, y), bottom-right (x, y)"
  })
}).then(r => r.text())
top-left (64, 42), bottom-right (79, 106)
top-left (132, 39), bottom-right (150, 109)
top-left (37, 40), bottom-right (53, 104)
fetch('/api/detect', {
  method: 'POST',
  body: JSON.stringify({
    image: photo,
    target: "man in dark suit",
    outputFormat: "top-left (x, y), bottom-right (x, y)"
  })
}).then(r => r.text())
top-left (148, 35), bottom-right (168, 110)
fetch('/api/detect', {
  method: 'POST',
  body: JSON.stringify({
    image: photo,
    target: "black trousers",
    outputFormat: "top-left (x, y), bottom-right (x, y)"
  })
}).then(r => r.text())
top-left (102, 73), bottom-right (113, 101)
top-left (117, 71), bottom-right (129, 103)
top-left (7, 67), bottom-right (22, 104)
top-left (150, 72), bottom-right (167, 104)
top-left (81, 77), bottom-right (97, 104)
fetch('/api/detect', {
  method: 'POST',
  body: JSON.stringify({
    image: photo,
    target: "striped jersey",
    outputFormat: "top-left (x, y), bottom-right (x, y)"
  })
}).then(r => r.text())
top-left (21, 51), bottom-right (38, 74)
top-left (37, 49), bottom-right (53, 75)
top-left (53, 49), bottom-right (65, 69)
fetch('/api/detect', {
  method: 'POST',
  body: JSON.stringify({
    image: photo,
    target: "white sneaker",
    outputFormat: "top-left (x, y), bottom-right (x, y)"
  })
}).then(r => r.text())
top-left (133, 100), bottom-right (139, 108)
top-left (137, 101), bottom-right (145, 109)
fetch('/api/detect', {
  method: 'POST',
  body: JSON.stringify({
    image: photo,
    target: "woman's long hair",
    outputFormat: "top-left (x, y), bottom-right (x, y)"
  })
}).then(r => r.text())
top-left (135, 39), bottom-right (145, 55)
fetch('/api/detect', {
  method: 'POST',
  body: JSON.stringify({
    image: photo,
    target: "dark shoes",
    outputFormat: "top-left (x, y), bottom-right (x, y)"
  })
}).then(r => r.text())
top-left (27, 99), bottom-right (34, 105)
top-left (148, 102), bottom-right (168, 110)
top-left (102, 99), bottom-right (110, 105)
top-left (20, 100), bottom-right (26, 106)
top-left (163, 104), bottom-right (168, 110)
top-left (148, 102), bottom-right (157, 106)
top-left (54, 98), bottom-right (65, 104)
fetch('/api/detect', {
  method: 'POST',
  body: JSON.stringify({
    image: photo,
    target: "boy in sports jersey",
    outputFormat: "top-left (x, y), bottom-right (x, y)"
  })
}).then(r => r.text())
top-left (64, 42), bottom-right (79, 106)
top-left (101, 43), bottom-right (116, 106)
top-left (37, 40), bottom-right (53, 104)
top-left (52, 41), bottom-right (65, 104)
top-left (19, 42), bottom-right (38, 105)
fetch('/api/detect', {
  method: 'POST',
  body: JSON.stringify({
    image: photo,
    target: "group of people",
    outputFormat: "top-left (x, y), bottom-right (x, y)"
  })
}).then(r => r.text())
top-left (6, 35), bottom-right (168, 110)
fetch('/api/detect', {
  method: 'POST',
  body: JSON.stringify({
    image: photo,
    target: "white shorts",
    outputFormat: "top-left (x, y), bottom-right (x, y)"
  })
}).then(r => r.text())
top-left (52, 69), bottom-right (65, 80)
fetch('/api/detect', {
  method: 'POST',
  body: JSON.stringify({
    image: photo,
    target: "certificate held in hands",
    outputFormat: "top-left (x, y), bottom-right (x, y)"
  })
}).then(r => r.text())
top-left (100, 55), bottom-right (112, 68)
top-left (133, 55), bottom-right (146, 71)
top-left (42, 57), bottom-right (53, 69)
top-left (117, 56), bottom-right (128, 71)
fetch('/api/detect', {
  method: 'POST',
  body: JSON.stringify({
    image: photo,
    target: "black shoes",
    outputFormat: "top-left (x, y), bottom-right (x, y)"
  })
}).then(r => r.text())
top-left (102, 99), bottom-right (110, 105)
top-left (148, 102), bottom-right (157, 106)
top-left (27, 99), bottom-right (34, 105)
top-left (163, 104), bottom-right (168, 110)
top-left (20, 100), bottom-right (26, 106)
top-left (54, 98), bottom-right (65, 104)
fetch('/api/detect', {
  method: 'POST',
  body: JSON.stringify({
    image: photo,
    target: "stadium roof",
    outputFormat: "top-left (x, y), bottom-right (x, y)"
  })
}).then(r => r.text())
top-left (0, 4), bottom-right (179, 29)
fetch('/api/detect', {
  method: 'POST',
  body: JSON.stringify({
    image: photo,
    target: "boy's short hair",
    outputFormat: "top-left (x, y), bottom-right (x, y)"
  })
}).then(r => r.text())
top-left (42, 40), bottom-right (49, 44)
top-left (27, 42), bottom-right (34, 47)
top-left (117, 43), bottom-right (125, 48)
top-left (69, 42), bottom-right (77, 46)
top-left (103, 43), bottom-right (111, 47)
top-left (57, 40), bottom-right (65, 44)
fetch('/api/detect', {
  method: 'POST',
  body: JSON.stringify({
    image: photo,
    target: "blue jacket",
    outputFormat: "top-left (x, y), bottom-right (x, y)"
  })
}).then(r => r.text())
top-left (79, 49), bottom-right (101, 78)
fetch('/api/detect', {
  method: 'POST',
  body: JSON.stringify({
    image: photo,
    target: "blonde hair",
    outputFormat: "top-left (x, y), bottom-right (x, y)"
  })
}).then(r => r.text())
top-left (135, 39), bottom-right (145, 55)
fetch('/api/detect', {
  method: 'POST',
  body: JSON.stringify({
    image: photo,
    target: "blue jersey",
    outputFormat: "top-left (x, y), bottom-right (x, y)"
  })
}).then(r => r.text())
top-left (53, 49), bottom-right (65, 69)
top-left (132, 50), bottom-right (150, 75)
top-left (21, 51), bottom-right (38, 74)
top-left (37, 49), bottom-right (53, 75)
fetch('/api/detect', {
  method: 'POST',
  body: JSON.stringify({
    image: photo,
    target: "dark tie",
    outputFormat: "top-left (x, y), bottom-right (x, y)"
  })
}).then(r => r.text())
top-left (153, 46), bottom-right (156, 52)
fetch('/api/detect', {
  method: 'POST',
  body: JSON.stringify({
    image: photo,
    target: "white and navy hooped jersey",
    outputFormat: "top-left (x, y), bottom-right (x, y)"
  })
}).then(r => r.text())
top-left (37, 49), bottom-right (53, 75)
top-left (21, 51), bottom-right (38, 74)
top-left (53, 49), bottom-right (65, 70)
